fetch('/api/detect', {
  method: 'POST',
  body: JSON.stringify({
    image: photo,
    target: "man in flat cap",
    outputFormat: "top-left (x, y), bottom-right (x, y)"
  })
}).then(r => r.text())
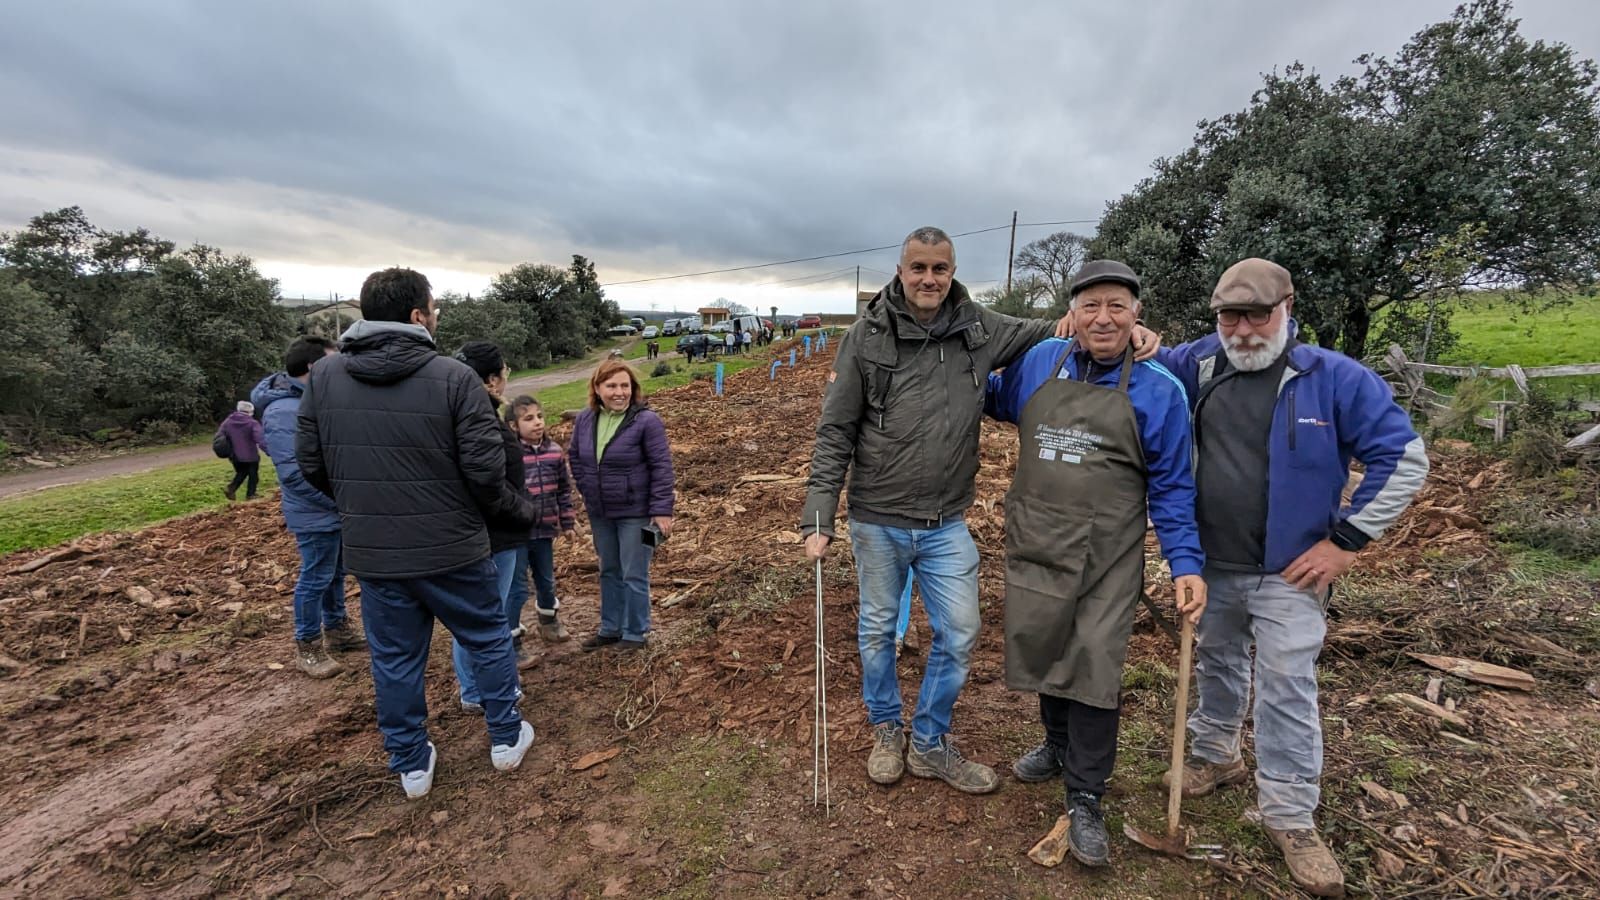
top-left (1156, 258), bottom-right (1428, 896)
top-left (800, 227), bottom-right (1162, 796)
top-left (985, 259), bottom-right (1205, 868)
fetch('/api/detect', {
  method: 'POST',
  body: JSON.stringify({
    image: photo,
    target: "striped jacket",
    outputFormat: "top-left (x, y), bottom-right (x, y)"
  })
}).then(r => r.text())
top-left (520, 437), bottom-right (576, 540)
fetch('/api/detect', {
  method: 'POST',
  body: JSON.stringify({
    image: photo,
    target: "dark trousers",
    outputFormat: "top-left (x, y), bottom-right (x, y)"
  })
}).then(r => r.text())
top-left (526, 537), bottom-right (558, 614)
top-left (1040, 693), bottom-right (1121, 796)
top-left (358, 558), bottom-right (523, 772)
top-left (228, 460), bottom-right (259, 497)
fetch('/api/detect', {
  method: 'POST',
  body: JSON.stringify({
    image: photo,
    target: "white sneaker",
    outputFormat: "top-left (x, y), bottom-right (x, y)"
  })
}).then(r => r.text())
top-left (401, 743), bottom-right (437, 799)
top-left (490, 721), bottom-right (535, 772)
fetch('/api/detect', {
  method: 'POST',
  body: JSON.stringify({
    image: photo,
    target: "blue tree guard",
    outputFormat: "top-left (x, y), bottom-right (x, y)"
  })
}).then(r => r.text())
top-left (803, 335), bottom-right (812, 357)
top-left (714, 362), bottom-right (724, 396)
top-left (769, 360), bottom-right (782, 380)
top-left (789, 349), bottom-right (796, 368)
top-left (818, 332), bottom-right (827, 351)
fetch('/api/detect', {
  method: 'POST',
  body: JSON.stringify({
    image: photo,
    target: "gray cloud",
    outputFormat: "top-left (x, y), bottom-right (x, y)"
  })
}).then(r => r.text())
top-left (1, 0), bottom-right (1596, 298)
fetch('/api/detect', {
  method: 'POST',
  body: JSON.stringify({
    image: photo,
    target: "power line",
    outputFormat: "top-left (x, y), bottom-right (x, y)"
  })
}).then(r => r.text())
top-left (599, 218), bottom-right (1096, 287)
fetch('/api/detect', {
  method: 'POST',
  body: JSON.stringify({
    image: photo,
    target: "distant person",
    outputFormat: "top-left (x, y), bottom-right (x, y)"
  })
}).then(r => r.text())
top-left (742, 329), bottom-right (753, 353)
top-left (567, 360), bottom-right (675, 651)
top-left (506, 395), bottom-right (577, 645)
top-left (252, 336), bottom-right (362, 679)
top-left (647, 340), bottom-right (660, 360)
top-left (724, 330), bottom-right (736, 355)
top-left (217, 400), bottom-right (267, 500)
top-left (449, 341), bottom-right (538, 707)
top-left (297, 267), bottom-right (537, 799)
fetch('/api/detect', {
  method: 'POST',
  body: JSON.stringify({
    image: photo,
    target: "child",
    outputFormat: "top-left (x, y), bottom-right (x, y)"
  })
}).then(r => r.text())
top-left (507, 395), bottom-right (577, 647)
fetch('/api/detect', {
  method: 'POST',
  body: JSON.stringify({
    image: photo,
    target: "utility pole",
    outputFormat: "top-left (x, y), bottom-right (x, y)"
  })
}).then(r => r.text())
top-left (1005, 210), bottom-right (1018, 294)
top-left (855, 265), bottom-right (860, 298)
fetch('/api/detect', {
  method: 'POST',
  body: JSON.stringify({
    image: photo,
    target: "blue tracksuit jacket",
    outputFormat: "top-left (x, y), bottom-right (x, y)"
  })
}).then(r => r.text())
top-left (985, 338), bottom-right (1205, 578)
top-left (1157, 333), bottom-right (1428, 572)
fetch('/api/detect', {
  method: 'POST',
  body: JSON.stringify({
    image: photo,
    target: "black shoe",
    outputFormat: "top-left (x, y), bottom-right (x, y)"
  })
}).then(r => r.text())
top-left (1067, 791), bottom-right (1110, 867)
top-left (224, 485), bottom-right (237, 501)
top-left (1011, 742), bottom-right (1065, 783)
top-left (615, 638), bottom-right (647, 651)
top-left (580, 633), bottom-right (620, 652)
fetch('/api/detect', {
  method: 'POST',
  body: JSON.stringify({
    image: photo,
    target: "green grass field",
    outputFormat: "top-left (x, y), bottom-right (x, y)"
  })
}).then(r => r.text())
top-left (1430, 292), bottom-right (1600, 400)
top-left (527, 355), bottom-right (763, 416)
top-left (0, 459), bottom-right (279, 556)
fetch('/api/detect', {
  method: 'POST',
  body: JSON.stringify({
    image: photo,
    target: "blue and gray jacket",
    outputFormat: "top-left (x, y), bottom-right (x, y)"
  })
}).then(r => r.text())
top-left (1158, 333), bottom-right (1428, 572)
top-left (251, 372), bottom-right (340, 534)
top-left (985, 338), bottom-right (1205, 579)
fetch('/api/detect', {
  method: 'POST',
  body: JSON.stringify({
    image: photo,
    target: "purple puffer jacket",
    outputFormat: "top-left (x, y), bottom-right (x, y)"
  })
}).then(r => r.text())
top-left (218, 410), bottom-right (266, 463)
top-left (568, 404), bottom-right (674, 521)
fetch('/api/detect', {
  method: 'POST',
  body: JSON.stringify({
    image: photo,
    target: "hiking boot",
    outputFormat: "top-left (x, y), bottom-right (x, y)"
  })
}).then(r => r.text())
top-left (1066, 791), bottom-right (1110, 867)
top-left (906, 736), bottom-right (999, 794)
top-left (323, 621), bottom-right (367, 654)
top-left (295, 639), bottom-right (342, 679)
top-left (1266, 827), bottom-right (1346, 897)
top-left (581, 633), bottom-right (620, 652)
top-left (491, 721), bottom-right (536, 772)
top-left (1162, 755), bottom-right (1250, 798)
top-left (538, 613), bottom-right (571, 643)
top-left (513, 635), bottom-right (541, 670)
top-left (401, 743), bottom-right (436, 799)
top-left (866, 722), bottom-right (907, 785)
top-left (1011, 742), bottom-right (1065, 783)
top-left (615, 638), bottom-right (647, 652)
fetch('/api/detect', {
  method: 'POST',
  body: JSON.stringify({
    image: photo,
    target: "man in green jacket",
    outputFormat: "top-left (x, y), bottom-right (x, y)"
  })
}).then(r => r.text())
top-left (800, 226), bottom-right (1154, 794)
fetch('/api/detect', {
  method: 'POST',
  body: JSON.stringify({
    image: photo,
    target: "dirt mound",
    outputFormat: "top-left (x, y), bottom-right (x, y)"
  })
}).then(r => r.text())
top-left (3, 340), bottom-right (1596, 898)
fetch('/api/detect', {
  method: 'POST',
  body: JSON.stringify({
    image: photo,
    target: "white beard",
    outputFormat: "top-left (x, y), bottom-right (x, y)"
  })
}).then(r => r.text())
top-left (1220, 315), bottom-right (1290, 372)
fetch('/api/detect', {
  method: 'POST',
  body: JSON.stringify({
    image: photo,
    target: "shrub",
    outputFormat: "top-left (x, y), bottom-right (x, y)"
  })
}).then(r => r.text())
top-left (652, 361), bottom-right (672, 377)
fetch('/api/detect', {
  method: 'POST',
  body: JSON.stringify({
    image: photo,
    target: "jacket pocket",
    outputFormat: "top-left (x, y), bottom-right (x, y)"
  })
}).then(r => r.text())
top-left (1287, 389), bottom-right (1336, 470)
top-left (600, 471), bottom-right (633, 509)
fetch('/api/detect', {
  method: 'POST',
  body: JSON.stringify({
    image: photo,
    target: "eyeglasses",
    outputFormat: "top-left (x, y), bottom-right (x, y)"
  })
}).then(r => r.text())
top-left (1216, 306), bottom-right (1276, 326)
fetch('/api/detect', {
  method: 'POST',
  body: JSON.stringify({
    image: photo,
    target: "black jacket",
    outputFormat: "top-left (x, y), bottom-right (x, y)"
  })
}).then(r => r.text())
top-left (295, 321), bottom-right (535, 579)
top-left (488, 418), bottom-right (533, 553)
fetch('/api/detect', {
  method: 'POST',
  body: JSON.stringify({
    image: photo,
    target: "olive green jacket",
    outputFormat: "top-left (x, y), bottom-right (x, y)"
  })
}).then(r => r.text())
top-left (800, 279), bottom-right (1056, 536)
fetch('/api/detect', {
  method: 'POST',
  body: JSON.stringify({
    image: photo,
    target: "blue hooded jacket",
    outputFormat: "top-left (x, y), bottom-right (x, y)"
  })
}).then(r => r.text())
top-left (1157, 332), bottom-right (1428, 572)
top-left (985, 338), bottom-right (1204, 578)
top-left (251, 372), bottom-right (340, 534)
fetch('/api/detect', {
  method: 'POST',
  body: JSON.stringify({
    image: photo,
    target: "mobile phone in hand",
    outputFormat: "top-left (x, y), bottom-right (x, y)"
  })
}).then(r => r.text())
top-left (641, 522), bottom-right (666, 547)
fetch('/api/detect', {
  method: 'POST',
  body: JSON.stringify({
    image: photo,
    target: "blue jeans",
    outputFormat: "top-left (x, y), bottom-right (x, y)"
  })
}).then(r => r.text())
top-left (453, 546), bottom-right (526, 705)
top-left (358, 558), bottom-right (522, 773)
top-left (848, 518), bottom-right (980, 751)
top-left (590, 515), bottom-right (655, 642)
top-left (291, 530), bottom-right (346, 642)
top-left (1188, 568), bottom-right (1328, 831)
top-left (895, 570), bottom-right (915, 641)
top-left (527, 537), bottom-right (558, 614)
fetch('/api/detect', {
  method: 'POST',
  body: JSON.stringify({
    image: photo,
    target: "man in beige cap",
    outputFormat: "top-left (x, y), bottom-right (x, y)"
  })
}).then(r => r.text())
top-left (1155, 258), bottom-right (1428, 896)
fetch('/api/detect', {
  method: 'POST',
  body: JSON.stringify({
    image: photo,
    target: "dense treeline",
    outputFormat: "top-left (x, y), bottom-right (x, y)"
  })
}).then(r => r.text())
top-left (0, 208), bottom-right (619, 446)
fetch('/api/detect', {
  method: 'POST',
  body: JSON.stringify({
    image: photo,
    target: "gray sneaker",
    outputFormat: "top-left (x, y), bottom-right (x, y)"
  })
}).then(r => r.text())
top-left (866, 722), bottom-right (906, 785)
top-left (295, 639), bottom-right (342, 679)
top-left (906, 736), bottom-right (1000, 794)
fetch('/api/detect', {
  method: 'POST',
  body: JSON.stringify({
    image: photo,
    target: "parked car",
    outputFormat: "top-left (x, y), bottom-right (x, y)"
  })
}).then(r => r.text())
top-left (708, 321), bottom-right (732, 334)
top-left (641, 326), bottom-right (660, 339)
top-left (662, 319), bottom-right (681, 336)
top-left (628, 316), bottom-right (646, 330)
top-left (676, 333), bottom-right (714, 358)
top-left (795, 314), bottom-right (823, 329)
top-left (607, 324), bottom-right (638, 336)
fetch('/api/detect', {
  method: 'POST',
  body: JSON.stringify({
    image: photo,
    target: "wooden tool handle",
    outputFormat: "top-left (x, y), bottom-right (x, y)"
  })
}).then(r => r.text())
top-left (1166, 599), bottom-right (1195, 839)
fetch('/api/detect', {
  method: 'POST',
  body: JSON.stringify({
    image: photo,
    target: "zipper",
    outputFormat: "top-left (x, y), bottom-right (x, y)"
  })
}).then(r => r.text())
top-left (1287, 389), bottom-right (1297, 451)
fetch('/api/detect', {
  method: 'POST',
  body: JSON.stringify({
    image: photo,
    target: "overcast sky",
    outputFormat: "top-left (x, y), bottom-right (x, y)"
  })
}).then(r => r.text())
top-left (2, 1), bottom-right (1596, 314)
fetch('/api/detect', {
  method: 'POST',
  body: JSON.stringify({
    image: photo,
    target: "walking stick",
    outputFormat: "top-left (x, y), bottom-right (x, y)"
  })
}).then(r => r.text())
top-left (812, 512), bottom-right (832, 816)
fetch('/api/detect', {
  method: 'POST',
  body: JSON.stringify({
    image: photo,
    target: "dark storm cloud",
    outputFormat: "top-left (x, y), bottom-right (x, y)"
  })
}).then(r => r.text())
top-left (1, 0), bottom-right (1596, 282)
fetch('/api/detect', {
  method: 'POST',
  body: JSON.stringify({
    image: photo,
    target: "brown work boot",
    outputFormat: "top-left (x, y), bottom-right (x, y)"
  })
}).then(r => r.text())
top-left (906, 736), bottom-right (1000, 794)
top-left (1265, 827), bottom-right (1346, 897)
top-left (1162, 755), bottom-right (1250, 798)
top-left (866, 722), bottom-right (906, 785)
top-left (323, 621), bottom-right (367, 654)
top-left (295, 639), bottom-right (342, 679)
top-left (513, 635), bottom-right (541, 670)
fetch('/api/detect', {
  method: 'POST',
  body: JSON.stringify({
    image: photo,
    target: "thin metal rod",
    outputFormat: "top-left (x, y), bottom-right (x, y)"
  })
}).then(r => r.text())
top-left (812, 511), bottom-right (831, 815)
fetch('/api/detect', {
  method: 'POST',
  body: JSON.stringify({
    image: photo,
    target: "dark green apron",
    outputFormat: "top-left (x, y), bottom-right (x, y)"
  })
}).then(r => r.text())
top-left (1004, 345), bottom-right (1147, 709)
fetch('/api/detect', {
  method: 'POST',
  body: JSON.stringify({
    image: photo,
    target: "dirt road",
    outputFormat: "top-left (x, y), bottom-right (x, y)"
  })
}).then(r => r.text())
top-left (0, 350), bottom-right (667, 501)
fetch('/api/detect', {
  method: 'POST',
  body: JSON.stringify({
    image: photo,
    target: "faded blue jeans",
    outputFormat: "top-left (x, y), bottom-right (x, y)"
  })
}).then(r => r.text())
top-left (591, 515), bottom-right (655, 642)
top-left (848, 518), bottom-right (980, 752)
top-left (291, 530), bottom-right (346, 642)
top-left (452, 546), bottom-right (525, 706)
top-left (1188, 567), bottom-right (1328, 831)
